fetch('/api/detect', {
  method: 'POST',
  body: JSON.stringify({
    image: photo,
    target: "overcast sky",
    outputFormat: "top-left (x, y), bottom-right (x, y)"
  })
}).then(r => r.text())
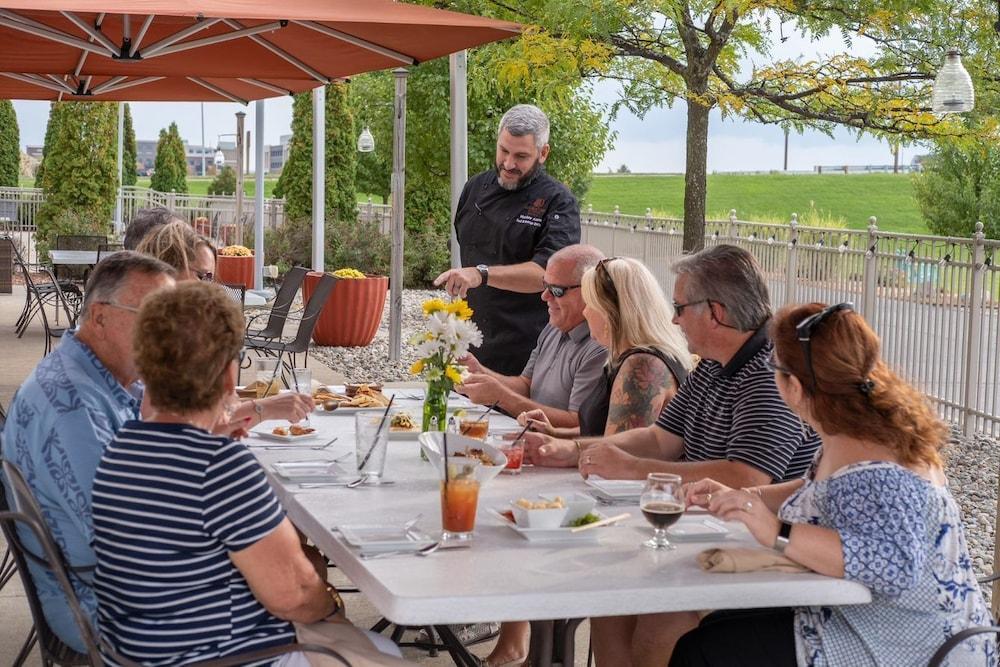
top-left (10, 23), bottom-right (928, 174)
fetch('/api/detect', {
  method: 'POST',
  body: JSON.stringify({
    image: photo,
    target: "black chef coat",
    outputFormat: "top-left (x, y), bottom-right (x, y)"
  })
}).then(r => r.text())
top-left (454, 166), bottom-right (581, 376)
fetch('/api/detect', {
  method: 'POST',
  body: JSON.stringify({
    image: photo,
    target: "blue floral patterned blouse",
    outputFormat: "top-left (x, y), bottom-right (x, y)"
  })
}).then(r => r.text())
top-left (780, 461), bottom-right (996, 666)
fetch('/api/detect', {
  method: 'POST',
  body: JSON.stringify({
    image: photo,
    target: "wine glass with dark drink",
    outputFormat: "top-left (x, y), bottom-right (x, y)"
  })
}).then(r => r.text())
top-left (639, 473), bottom-right (684, 550)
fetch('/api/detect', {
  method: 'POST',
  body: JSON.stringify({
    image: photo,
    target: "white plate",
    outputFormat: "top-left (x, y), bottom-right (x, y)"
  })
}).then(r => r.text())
top-left (387, 427), bottom-right (421, 440)
top-left (313, 404), bottom-right (387, 415)
top-left (584, 476), bottom-right (644, 501)
top-left (271, 460), bottom-right (350, 483)
top-left (252, 428), bottom-right (321, 442)
top-left (336, 523), bottom-right (436, 554)
top-left (490, 507), bottom-right (606, 543)
top-left (667, 517), bottom-right (730, 542)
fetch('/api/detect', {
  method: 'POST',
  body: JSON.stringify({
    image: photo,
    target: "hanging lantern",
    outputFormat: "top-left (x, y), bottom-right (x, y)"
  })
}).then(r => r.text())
top-left (357, 127), bottom-right (375, 153)
top-left (931, 48), bottom-right (975, 114)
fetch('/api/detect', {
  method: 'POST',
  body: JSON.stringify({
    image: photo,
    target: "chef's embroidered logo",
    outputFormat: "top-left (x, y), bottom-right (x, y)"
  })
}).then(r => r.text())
top-left (526, 198), bottom-right (547, 217)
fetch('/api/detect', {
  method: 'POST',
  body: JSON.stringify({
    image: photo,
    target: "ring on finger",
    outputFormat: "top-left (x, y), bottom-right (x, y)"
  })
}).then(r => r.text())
top-left (705, 493), bottom-right (712, 503)
top-left (743, 500), bottom-right (753, 512)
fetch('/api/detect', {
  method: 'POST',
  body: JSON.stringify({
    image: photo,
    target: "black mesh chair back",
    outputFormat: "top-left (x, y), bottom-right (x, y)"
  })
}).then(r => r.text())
top-left (95, 243), bottom-right (123, 264)
top-left (15, 262), bottom-right (75, 356)
top-left (1, 460), bottom-right (354, 667)
top-left (289, 273), bottom-right (337, 352)
top-left (221, 283), bottom-right (247, 307)
top-left (1, 460), bottom-right (97, 665)
top-left (53, 235), bottom-right (106, 283)
top-left (253, 266), bottom-right (308, 339)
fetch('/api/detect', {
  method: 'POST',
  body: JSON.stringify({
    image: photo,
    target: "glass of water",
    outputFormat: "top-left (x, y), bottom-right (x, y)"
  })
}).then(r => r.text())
top-left (355, 412), bottom-right (390, 484)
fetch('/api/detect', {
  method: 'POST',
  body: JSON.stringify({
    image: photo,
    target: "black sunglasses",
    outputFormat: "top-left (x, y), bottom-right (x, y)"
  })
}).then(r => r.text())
top-left (672, 299), bottom-right (707, 317)
top-left (595, 257), bottom-right (621, 306)
top-left (543, 282), bottom-right (580, 298)
top-left (195, 269), bottom-right (215, 282)
top-left (796, 302), bottom-right (855, 391)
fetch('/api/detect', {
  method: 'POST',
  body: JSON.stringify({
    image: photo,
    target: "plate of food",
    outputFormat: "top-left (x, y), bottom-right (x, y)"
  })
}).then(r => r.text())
top-left (252, 424), bottom-right (319, 442)
top-left (490, 500), bottom-right (608, 543)
top-left (237, 379), bottom-right (281, 399)
top-left (313, 385), bottom-right (393, 413)
top-left (387, 410), bottom-right (420, 440)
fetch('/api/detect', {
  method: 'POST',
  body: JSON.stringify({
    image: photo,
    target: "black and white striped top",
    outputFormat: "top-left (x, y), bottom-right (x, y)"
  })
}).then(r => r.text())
top-left (656, 327), bottom-right (820, 482)
top-left (92, 422), bottom-right (293, 666)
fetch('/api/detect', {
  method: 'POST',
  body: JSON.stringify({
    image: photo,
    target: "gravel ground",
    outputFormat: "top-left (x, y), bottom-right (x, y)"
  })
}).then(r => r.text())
top-left (309, 288), bottom-right (1000, 587)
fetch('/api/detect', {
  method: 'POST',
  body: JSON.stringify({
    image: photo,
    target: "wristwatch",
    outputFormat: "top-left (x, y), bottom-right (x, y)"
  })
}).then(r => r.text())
top-left (324, 582), bottom-right (344, 617)
top-left (773, 520), bottom-right (793, 554)
top-left (251, 399), bottom-right (264, 423)
top-left (476, 264), bottom-right (489, 287)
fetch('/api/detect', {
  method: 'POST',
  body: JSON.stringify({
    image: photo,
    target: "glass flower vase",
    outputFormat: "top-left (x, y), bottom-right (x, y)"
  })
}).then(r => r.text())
top-left (421, 379), bottom-right (451, 460)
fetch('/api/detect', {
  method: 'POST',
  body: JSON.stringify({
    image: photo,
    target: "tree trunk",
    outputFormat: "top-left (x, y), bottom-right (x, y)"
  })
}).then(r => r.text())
top-left (682, 97), bottom-right (711, 253)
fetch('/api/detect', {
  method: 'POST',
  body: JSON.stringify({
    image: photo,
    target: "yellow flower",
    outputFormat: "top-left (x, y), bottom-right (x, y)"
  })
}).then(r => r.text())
top-left (410, 359), bottom-right (425, 375)
top-left (446, 299), bottom-right (473, 320)
top-left (422, 298), bottom-right (448, 316)
top-left (444, 365), bottom-right (464, 385)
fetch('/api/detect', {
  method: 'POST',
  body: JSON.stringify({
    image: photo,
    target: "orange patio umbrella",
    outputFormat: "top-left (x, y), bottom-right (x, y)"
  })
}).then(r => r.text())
top-left (0, 0), bottom-right (519, 100)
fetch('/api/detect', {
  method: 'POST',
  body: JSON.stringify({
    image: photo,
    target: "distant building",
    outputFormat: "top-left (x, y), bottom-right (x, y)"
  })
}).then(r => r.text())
top-left (264, 134), bottom-right (291, 174)
top-left (136, 139), bottom-right (157, 175)
top-left (25, 145), bottom-right (43, 160)
top-left (185, 145), bottom-right (215, 176)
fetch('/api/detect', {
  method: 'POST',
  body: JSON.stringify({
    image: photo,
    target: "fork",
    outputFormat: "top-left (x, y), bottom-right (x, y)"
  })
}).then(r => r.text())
top-left (360, 542), bottom-right (441, 560)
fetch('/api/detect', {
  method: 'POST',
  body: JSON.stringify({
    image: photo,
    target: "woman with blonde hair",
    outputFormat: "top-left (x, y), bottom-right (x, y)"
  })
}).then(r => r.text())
top-left (673, 302), bottom-right (994, 666)
top-left (136, 219), bottom-right (216, 283)
top-left (488, 257), bottom-right (693, 667)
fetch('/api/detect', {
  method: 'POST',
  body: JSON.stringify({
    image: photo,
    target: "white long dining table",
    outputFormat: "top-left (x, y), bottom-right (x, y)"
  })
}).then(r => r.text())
top-left (249, 388), bottom-right (871, 666)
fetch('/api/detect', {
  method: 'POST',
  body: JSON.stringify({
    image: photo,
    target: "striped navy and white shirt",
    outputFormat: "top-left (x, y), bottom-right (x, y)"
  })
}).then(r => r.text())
top-left (656, 326), bottom-right (820, 482)
top-left (92, 421), bottom-right (294, 665)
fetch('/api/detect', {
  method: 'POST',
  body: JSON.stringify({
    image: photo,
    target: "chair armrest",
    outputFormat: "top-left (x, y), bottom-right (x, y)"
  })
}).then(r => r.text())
top-left (190, 642), bottom-right (353, 667)
top-left (927, 626), bottom-right (1000, 667)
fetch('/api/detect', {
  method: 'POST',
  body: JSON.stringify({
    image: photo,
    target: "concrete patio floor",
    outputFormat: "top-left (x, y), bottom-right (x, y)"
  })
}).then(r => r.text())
top-left (0, 285), bottom-right (591, 665)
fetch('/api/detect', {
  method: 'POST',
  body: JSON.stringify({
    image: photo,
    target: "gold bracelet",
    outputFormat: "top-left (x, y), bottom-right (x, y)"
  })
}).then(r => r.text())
top-left (573, 440), bottom-right (583, 458)
top-left (741, 487), bottom-right (763, 497)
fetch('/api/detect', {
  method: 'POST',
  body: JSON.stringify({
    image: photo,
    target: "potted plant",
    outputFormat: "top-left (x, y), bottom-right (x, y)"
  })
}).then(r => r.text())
top-left (216, 245), bottom-right (254, 289)
top-left (302, 267), bottom-right (388, 346)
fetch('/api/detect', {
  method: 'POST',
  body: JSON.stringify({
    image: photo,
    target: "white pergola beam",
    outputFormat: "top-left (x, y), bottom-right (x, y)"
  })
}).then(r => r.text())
top-left (130, 14), bottom-right (154, 57)
top-left (293, 20), bottom-right (414, 65)
top-left (148, 21), bottom-right (285, 59)
top-left (0, 12), bottom-right (110, 56)
top-left (187, 76), bottom-right (248, 104)
top-left (222, 19), bottom-right (329, 84)
top-left (60, 11), bottom-right (119, 55)
top-left (141, 17), bottom-right (222, 57)
top-left (238, 77), bottom-right (291, 96)
top-left (1, 72), bottom-right (69, 94)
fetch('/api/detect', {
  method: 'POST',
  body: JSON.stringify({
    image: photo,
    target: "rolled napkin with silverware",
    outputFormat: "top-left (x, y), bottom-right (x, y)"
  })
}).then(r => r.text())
top-left (696, 547), bottom-right (809, 573)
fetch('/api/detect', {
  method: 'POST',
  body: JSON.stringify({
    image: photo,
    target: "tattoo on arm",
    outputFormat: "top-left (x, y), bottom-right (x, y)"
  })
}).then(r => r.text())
top-left (605, 354), bottom-right (676, 435)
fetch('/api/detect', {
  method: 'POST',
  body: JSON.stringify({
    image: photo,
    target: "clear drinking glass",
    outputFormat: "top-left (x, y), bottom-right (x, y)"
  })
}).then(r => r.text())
top-left (440, 477), bottom-right (480, 542)
top-left (291, 368), bottom-right (312, 425)
top-left (254, 358), bottom-right (279, 399)
top-left (639, 473), bottom-right (684, 550)
top-left (355, 413), bottom-right (390, 484)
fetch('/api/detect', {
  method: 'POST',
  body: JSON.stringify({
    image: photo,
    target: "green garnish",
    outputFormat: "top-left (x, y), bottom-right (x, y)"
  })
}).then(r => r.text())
top-left (569, 513), bottom-right (601, 527)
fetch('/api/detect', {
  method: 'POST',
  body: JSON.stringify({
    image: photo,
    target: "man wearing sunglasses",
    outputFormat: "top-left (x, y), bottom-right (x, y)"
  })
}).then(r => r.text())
top-left (525, 244), bottom-right (820, 489)
top-left (434, 104), bottom-right (581, 376)
top-left (459, 244), bottom-right (607, 430)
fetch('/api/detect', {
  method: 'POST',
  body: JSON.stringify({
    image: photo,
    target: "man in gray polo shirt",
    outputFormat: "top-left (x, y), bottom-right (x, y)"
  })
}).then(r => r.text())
top-left (460, 244), bottom-right (606, 429)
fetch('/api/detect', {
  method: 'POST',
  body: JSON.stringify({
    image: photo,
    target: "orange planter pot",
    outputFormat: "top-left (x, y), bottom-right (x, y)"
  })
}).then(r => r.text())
top-left (303, 271), bottom-right (388, 347)
top-left (216, 255), bottom-right (254, 290)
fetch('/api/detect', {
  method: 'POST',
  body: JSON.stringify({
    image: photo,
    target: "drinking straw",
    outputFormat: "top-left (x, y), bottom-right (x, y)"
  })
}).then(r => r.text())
top-left (510, 421), bottom-right (533, 447)
top-left (442, 431), bottom-right (450, 486)
top-left (265, 357), bottom-right (281, 395)
top-left (357, 396), bottom-right (395, 471)
top-left (459, 401), bottom-right (499, 436)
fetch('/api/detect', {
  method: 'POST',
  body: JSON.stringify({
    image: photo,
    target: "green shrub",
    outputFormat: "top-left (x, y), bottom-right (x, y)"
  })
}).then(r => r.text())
top-left (404, 220), bottom-right (451, 287)
top-left (208, 166), bottom-right (238, 195)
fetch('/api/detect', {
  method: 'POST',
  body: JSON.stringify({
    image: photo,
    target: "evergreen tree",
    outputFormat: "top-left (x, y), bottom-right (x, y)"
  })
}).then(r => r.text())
top-left (208, 165), bottom-right (238, 195)
top-left (274, 81), bottom-right (358, 222)
top-left (0, 100), bottom-right (18, 187)
top-left (151, 122), bottom-right (188, 193)
top-left (122, 103), bottom-right (137, 186)
top-left (34, 101), bottom-right (63, 185)
top-left (35, 102), bottom-right (118, 256)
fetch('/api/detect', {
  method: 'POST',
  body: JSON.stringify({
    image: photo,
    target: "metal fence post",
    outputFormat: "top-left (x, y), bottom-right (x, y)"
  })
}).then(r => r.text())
top-left (728, 209), bottom-right (737, 240)
top-left (862, 216), bottom-right (878, 320)
top-left (964, 221), bottom-right (986, 437)
top-left (785, 213), bottom-right (799, 304)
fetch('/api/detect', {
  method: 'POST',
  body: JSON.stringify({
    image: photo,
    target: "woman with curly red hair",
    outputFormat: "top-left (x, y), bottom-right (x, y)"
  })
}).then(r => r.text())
top-left (673, 302), bottom-right (995, 666)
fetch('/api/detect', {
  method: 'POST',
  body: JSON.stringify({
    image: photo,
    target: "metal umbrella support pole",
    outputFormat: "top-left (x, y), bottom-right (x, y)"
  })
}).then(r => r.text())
top-left (388, 68), bottom-right (408, 362)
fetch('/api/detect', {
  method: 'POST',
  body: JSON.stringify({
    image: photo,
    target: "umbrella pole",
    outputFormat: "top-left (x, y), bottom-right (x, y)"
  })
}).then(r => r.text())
top-left (389, 68), bottom-right (408, 362)
top-left (448, 50), bottom-right (467, 271)
top-left (254, 100), bottom-right (265, 292)
top-left (115, 102), bottom-right (124, 237)
top-left (312, 85), bottom-right (325, 273)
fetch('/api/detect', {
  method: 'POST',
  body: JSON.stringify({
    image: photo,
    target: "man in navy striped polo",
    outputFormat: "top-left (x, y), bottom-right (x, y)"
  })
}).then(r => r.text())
top-left (525, 244), bottom-right (820, 487)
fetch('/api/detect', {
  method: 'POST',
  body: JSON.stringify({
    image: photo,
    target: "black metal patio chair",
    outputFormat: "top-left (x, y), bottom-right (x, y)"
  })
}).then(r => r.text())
top-left (245, 265), bottom-right (308, 341)
top-left (15, 262), bottom-right (78, 356)
top-left (0, 459), bottom-right (353, 667)
top-left (95, 243), bottom-right (123, 264)
top-left (53, 235), bottom-right (106, 284)
top-left (220, 282), bottom-right (246, 307)
top-left (7, 238), bottom-right (81, 337)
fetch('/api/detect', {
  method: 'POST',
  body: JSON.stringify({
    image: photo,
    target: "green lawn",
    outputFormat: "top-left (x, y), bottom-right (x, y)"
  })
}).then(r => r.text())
top-left (582, 173), bottom-right (926, 234)
top-left (19, 172), bottom-right (928, 235)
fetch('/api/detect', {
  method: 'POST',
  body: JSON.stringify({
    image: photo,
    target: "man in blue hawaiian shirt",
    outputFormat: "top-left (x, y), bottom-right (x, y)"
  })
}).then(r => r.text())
top-left (2, 251), bottom-right (175, 652)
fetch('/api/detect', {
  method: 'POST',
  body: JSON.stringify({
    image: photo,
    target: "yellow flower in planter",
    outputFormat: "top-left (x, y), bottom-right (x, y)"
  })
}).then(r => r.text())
top-left (332, 267), bottom-right (366, 279)
top-left (218, 245), bottom-right (253, 257)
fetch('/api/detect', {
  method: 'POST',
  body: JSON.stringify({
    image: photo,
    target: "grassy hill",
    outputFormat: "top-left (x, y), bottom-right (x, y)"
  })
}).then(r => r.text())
top-left (582, 173), bottom-right (925, 234)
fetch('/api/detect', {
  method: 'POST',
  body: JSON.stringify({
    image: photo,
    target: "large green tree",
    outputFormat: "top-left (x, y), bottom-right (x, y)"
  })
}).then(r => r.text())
top-left (913, 141), bottom-right (1000, 239)
top-left (122, 103), bottom-right (137, 186)
top-left (476, 0), bottom-right (993, 251)
top-left (0, 100), bottom-right (18, 187)
top-left (275, 81), bottom-right (358, 222)
top-left (151, 122), bottom-right (188, 193)
top-left (33, 101), bottom-right (64, 185)
top-left (35, 102), bottom-right (118, 255)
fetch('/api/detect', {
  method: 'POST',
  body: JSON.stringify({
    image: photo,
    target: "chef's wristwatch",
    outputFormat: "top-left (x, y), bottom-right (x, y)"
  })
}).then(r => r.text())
top-left (476, 264), bottom-right (489, 287)
top-left (324, 583), bottom-right (344, 617)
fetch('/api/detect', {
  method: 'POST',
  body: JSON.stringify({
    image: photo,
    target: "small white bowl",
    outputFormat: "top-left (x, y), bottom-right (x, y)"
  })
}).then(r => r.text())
top-left (418, 432), bottom-right (507, 486)
top-left (540, 492), bottom-right (597, 524)
top-left (511, 503), bottom-right (570, 530)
